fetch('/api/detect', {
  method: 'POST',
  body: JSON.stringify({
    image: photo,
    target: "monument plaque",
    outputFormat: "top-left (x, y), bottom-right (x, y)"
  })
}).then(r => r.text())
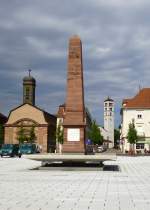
top-left (67, 129), bottom-right (80, 142)
top-left (62, 35), bottom-right (86, 153)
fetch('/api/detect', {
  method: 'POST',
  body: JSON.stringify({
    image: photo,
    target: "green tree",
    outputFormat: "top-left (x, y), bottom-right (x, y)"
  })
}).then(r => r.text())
top-left (0, 124), bottom-right (4, 145)
top-left (55, 123), bottom-right (64, 153)
top-left (29, 126), bottom-right (36, 143)
top-left (88, 120), bottom-right (103, 145)
top-left (17, 125), bottom-right (26, 143)
top-left (56, 123), bottom-right (64, 144)
top-left (127, 122), bottom-right (137, 154)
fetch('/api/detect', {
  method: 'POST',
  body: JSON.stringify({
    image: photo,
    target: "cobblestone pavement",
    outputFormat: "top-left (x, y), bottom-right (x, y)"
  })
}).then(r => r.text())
top-left (0, 156), bottom-right (150, 210)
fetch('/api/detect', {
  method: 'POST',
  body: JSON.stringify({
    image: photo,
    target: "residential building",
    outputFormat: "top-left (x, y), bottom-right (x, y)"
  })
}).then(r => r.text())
top-left (120, 88), bottom-right (150, 153)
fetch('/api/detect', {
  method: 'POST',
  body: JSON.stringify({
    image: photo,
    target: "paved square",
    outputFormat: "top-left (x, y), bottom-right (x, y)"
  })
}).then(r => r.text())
top-left (0, 156), bottom-right (150, 210)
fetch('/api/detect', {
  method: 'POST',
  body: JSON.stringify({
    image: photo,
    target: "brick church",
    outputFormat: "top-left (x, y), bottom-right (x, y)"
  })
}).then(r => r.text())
top-left (4, 71), bottom-right (56, 152)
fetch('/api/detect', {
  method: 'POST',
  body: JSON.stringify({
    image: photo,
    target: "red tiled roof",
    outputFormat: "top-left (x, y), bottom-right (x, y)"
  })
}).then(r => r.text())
top-left (123, 88), bottom-right (150, 108)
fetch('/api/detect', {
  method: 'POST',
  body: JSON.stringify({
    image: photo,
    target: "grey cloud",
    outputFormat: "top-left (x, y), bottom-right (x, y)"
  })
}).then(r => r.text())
top-left (1, 0), bottom-right (150, 126)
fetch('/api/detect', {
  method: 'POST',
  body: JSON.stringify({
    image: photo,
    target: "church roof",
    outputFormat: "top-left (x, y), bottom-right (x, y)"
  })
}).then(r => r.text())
top-left (23, 76), bottom-right (36, 83)
top-left (23, 70), bottom-right (36, 84)
top-left (123, 88), bottom-right (150, 108)
top-left (7, 103), bottom-right (56, 123)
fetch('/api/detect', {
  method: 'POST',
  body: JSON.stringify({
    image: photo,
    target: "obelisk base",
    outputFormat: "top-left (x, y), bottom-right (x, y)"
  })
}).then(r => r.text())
top-left (62, 126), bottom-right (85, 153)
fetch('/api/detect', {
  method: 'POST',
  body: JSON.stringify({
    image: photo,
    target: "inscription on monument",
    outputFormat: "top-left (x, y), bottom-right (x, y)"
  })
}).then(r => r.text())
top-left (67, 129), bottom-right (80, 141)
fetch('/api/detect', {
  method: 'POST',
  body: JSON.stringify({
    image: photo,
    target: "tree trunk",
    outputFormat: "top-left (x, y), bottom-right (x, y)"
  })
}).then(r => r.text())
top-left (129, 144), bottom-right (134, 155)
top-left (59, 143), bottom-right (62, 154)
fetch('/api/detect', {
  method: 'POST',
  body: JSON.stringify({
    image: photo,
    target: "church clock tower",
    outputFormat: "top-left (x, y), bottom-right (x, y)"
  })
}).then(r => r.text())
top-left (23, 70), bottom-right (36, 106)
top-left (104, 97), bottom-right (114, 148)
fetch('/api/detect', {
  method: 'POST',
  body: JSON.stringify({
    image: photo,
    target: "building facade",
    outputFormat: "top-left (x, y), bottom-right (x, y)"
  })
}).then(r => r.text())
top-left (120, 88), bottom-right (150, 153)
top-left (4, 72), bottom-right (56, 152)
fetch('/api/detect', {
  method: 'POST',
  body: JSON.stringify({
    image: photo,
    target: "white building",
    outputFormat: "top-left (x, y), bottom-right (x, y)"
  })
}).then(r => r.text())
top-left (99, 97), bottom-right (114, 148)
top-left (120, 88), bottom-right (150, 153)
top-left (99, 127), bottom-right (108, 143)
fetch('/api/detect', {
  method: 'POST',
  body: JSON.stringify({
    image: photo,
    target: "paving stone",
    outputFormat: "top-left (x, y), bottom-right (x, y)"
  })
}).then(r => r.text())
top-left (0, 156), bottom-right (150, 209)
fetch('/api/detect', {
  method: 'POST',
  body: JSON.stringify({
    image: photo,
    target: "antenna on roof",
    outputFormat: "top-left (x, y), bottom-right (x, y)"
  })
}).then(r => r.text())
top-left (139, 84), bottom-right (141, 92)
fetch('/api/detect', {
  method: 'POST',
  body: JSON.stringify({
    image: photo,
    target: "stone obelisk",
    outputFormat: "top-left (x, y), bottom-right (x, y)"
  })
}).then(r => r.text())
top-left (63, 35), bottom-right (86, 153)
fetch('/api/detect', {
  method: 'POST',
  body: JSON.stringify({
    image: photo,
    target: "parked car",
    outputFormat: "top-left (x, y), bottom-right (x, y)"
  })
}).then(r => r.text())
top-left (0, 144), bottom-right (2, 155)
top-left (18, 143), bottom-right (38, 157)
top-left (97, 145), bottom-right (107, 153)
top-left (0, 144), bottom-right (19, 157)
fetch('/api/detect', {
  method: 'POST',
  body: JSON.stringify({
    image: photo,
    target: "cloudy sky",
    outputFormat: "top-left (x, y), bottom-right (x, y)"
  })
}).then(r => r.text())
top-left (1, 0), bottom-right (150, 127)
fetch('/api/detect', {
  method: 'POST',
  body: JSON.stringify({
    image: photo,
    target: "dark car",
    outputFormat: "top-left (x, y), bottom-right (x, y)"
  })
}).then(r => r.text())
top-left (18, 143), bottom-right (37, 157)
top-left (0, 144), bottom-right (19, 157)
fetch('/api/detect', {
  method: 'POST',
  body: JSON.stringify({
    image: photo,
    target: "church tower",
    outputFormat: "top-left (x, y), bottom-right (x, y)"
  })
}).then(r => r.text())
top-left (104, 97), bottom-right (114, 148)
top-left (23, 70), bottom-right (36, 106)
